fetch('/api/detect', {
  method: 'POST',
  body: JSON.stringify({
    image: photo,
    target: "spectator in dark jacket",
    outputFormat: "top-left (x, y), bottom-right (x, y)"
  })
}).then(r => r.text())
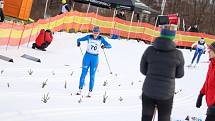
top-left (116, 10), bottom-right (126, 20)
top-left (32, 29), bottom-right (53, 51)
top-left (196, 42), bottom-right (215, 121)
top-left (59, 0), bottom-right (71, 14)
top-left (187, 25), bottom-right (199, 32)
top-left (140, 24), bottom-right (184, 121)
top-left (0, 0), bottom-right (4, 22)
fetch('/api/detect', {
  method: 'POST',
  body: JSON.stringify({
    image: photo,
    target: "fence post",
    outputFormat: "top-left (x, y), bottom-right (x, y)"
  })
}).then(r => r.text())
top-left (18, 24), bottom-right (25, 49)
top-left (6, 22), bottom-right (14, 51)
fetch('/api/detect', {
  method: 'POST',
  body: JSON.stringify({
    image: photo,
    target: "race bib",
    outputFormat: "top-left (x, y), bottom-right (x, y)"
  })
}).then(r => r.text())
top-left (196, 44), bottom-right (205, 50)
top-left (86, 39), bottom-right (101, 55)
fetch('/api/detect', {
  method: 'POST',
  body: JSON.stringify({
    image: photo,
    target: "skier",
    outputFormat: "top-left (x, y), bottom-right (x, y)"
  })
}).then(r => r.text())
top-left (140, 24), bottom-right (184, 121)
top-left (196, 42), bottom-right (215, 121)
top-left (189, 37), bottom-right (207, 66)
top-left (32, 29), bottom-right (53, 51)
top-left (76, 26), bottom-right (112, 97)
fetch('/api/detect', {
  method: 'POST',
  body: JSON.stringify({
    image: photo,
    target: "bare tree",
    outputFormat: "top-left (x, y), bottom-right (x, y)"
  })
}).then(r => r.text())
top-left (141, 0), bottom-right (214, 34)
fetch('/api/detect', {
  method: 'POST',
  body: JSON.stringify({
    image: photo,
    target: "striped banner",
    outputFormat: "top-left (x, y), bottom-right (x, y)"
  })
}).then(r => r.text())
top-left (0, 11), bottom-right (215, 48)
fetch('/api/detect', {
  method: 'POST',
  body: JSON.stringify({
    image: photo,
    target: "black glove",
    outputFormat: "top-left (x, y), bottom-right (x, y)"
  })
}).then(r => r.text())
top-left (190, 48), bottom-right (193, 52)
top-left (77, 42), bottom-right (80, 47)
top-left (101, 45), bottom-right (105, 49)
top-left (203, 50), bottom-right (206, 54)
top-left (196, 93), bottom-right (204, 108)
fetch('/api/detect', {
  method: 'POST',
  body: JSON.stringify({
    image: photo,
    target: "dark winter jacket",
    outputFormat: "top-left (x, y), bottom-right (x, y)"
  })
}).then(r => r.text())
top-left (140, 37), bottom-right (185, 100)
top-left (0, 8), bottom-right (4, 22)
top-left (116, 13), bottom-right (126, 20)
top-left (59, 3), bottom-right (71, 14)
top-left (188, 26), bottom-right (199, 32)
top-left (35, 29), bottom-right (53, 47)
top-left (200, 58), bottom-right (215, 107)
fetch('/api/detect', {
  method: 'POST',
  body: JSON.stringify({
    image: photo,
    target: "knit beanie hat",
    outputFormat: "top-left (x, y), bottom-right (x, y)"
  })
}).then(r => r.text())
top-left (92, 26), bottom-right (100, 33)
top-left (209, 42), bottom-right (215, 52)
top-left (61, 0), bottom-right (66, 4)
top-left (160, 24), bottom-right (177, 40)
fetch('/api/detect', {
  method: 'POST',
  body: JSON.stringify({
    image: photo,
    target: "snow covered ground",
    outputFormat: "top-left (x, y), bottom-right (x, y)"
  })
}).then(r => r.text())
top-left (0, 32), bottom-right (210, 121)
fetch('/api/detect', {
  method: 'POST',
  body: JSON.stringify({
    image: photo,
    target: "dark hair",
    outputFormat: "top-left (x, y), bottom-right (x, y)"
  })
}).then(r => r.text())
top-left (45, 29), bottom-right (51, 33)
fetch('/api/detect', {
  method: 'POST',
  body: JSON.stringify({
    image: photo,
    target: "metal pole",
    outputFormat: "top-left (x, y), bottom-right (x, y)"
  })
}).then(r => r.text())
top-left (79, 46), bottom-right (83, 56)
top-left (134, 20), bottom-right (140, 39)
top-left (110, 8), bottom-right (117, 38)
top-left (6, 22), bottom-right (14, 51)
top-left (44, 0), bottom-right (49, 18)
top-left (87, 7), bottom-right (99, 32)
top-left (150, 16), bottom-right (159, 43)
top-left (150, 0), bottom-right (166, 43)
top-left (79, 3), bottom-right (91, 32)
top-left (161, 0), bottom-right (166, 15)
top-left (18, 24), bottom-right (25, 49)
top-left (71, 1), bottom-right (75, 11)
top-left (102, 49), bottom-right (112, 74)
top-left (95, 7), bottom-right (99, 18)
top-left (127, 11), bottom-right (135, 39)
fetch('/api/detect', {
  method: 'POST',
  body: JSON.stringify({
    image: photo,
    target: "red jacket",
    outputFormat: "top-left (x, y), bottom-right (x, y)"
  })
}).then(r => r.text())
top-left (36, 29), bottom-right (53, 46)
top-left (200, 58), bottom-right (215, 107)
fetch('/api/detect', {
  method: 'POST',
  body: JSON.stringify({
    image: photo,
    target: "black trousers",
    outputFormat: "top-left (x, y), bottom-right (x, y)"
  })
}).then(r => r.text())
top-left (34, 41), bottom-right (50, 50)
top-left (142, 93), bottom-right (173, 121)
top-left (206, 105), bottom-right (215, 121)
top-left (40, 41), bottom-right (50, 49)
top-left (0, 8), bottom-right (4, 22)
top-left (205, 115), bottom-right (215, 121)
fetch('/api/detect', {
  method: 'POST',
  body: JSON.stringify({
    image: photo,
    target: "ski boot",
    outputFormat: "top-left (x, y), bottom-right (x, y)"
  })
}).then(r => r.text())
top-left (86, 91), bottom-right (92, 97)
top-left (76, 89), bottom-right (82, 95)
top-left (32, 43), bottom-right (36, 49)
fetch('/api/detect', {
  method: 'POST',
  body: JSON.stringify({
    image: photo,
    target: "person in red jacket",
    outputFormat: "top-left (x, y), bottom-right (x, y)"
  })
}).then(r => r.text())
top-left (32, 29), bottom-right (53, 51)
top-left (196, 42), bottom-right (215, 121)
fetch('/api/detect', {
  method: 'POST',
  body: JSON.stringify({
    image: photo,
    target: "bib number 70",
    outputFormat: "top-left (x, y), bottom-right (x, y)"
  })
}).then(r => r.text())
top-left (91, 45), bottom-right (97, 50)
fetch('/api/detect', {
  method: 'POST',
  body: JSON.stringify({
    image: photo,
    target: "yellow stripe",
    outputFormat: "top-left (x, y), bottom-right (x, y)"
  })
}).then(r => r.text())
top-left (91, 18), bottom-right (112, 28)
top-left (0, 29), bottom-right (11, 37)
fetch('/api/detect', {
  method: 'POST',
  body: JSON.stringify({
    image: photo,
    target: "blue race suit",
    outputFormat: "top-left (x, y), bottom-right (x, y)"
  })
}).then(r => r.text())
top-left (77, 34), bottom-right (111, 91)
top-left (191, 41), bottom-right (205, 64)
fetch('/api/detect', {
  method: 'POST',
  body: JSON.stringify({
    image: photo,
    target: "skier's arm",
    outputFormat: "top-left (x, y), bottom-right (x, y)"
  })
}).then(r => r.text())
top-left (200, 79), bottom-right (207, 95)
top-left (204, 43), bottom-right (208, 51)
top-left (77, 35), bottom-right (91, 47)
top-left (140, 47), bottom-right (151, 75)
top-left (101, 37), bottom-right (112, 49)
top-left (200, 69), bottom-right (210, 95)
top-left (175, 51), bottom-right (185, 78)
top-left (191, 42), bottom-right (197, 48)
top-left (77, 35), bottom-right (91, 43)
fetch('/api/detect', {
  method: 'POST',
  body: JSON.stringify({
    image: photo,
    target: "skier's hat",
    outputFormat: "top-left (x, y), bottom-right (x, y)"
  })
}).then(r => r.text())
top-left (61, 0), bottom-right (66, 4)
top-left (92, 26), bottom-right (100, 33)
top-left (209, 42), bottom-right (215, 52)
top-left (160, 24), bottom-right (177, 40)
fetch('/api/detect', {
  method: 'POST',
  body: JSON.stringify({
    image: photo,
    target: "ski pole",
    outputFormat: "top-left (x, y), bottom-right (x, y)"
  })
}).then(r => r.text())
top-left (102, 49), bottom-right (112, 74)
top-left (79, 46), bottom-right (83, 56)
